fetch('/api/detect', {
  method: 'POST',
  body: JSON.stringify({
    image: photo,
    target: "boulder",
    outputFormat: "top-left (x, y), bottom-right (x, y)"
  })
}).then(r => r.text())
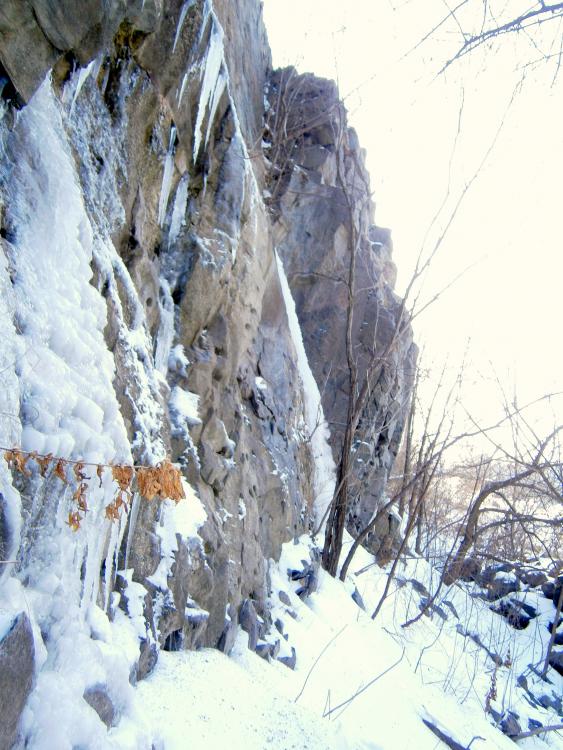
top-left (83, 684), bottom-right (117, 728)
top-left (458, 557), bottom-right (482, 583)
top-left (184, 602), bottom-right (209, 651)
top-left (517, 568), bottom-right (547, 588)
top-left (217, 604), bottom-right (238, 655)
top-left (239, 598), bottom-right (259, 651)
top-left (278, 590), bottom-right (291, 606)
top-left (490, 599), bottom-right (533, 630)
top-left (538, 691), bottom-right (562, 713)
top-left (256, 639), bottom-right (280, 660)
top-left (479, 562), bottom-right (515, 587)
top-left (135, 637), bottom-right (158, 682)
top-left (0, 612), bottom-right (35, 750)
top-left (548, 650), bottom-right (563, 677)
top-left (500, 711), bottom-right (521, 738)
top-left (486, 572), bottom-right (520, 601)
top-left (278, 646), bottom-right (297, 670)
top-left (288, 550), bottom-right (320, 599)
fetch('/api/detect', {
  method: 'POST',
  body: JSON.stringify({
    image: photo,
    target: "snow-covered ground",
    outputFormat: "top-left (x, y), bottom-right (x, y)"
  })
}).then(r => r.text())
top-left (104, 535), bottom-right (561, 750)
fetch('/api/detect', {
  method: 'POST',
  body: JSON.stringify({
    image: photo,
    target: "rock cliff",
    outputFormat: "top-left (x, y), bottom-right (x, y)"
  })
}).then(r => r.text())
top-left (0, 1), bottom-right (414, 746)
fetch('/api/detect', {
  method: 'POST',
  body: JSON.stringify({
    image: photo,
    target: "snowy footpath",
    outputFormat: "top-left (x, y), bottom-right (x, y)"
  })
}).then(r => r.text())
top-left (108, 537), bottom-right (563, 750)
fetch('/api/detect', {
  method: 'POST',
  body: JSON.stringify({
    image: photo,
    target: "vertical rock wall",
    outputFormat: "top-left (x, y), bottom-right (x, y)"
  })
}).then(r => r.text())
top-left (0, 1), bottom-right (414, 745)
top-left (268, 69), bottom-right (417, 543)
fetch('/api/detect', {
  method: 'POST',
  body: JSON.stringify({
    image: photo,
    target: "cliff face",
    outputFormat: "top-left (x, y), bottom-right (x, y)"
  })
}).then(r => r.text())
top-left (267, 69), bottom-right (416, 542)
top-left (0, 2), bottom-right (413, 746)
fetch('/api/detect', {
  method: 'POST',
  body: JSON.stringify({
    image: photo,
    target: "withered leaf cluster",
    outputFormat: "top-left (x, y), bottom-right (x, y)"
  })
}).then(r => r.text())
top-left (3, 449), bottom-right (186, 532)
top-left (136, 460), bottom-right (185, 503)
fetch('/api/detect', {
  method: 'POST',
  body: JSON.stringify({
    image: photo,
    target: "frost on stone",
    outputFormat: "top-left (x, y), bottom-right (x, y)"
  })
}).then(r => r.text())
top-left (168, 174), bottom-right (189, 249)
top-left (173, 0), bottom-right (197, 53)
top-left (170, 386), bottom-right (202, 429)
top-left (276, 253), bottom-right (335, 527)
top-left (154, 279), bottom-right (175, 375)
top-left (192, 12), bottom-right (227, 162)
top-left (158, 125), bottom-right (177, 227)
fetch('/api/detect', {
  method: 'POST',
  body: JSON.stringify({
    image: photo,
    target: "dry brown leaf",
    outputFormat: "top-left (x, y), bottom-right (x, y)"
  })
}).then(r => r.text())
top-left (54, 458), bottom-right (68, 484)
top-left (105, 502), bottom-right (121, 522)
top-left (111, 465), bottom-right (133, 492)
top-left (96, 464), bottom-right (104, 488)
top-left (136, 466), bottom-right (161, 501)
top-left (158, 460), bottom-right (185, 503)
top-left (72, 482), bottom-right (89, 514)
top-left (136, 460), bottom-right (185, 502)
top-left (73, 461), bottom-right (87, 483)
top-left (36, 453), bottom-right (54, 477)
top-left (67, 511), bottom-right (81, 531)
top-left (4, 449), bottom-right (32, 476)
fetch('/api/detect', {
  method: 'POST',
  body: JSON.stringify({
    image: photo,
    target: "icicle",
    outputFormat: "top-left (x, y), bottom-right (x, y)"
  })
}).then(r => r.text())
top-left (192, 21), bottom-right (225, 161)
top-left (158, 125), bottom-right (177, 227)
top-left (124, 493), bottom-right (141, 572)
top-left (173, 0), bottom-right (196, 53)
top-left (168, 174), bottom-right (189, 249)
top-left (68, 58), bottom-right (101, 114)
top-left (178, 72), bottom-right (189, 105)
top-left (154, 279), bottom-right (175, 374)
top-left (275, 252), bottom-right (336, 527)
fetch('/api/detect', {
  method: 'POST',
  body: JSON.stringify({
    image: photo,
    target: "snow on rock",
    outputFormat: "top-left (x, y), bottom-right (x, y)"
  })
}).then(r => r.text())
top-left (168, 175), bottom-right (189, 249)
top-left (0, 76), bottom-right (173, 749)
top-left (192, 11), bottom-right (227, 163)
top-left (148, 484), bottom-right (206, 592)
top-left (276, 253), bottom-right (336, 527)
top-left (158, 125), bottom-right (177, 228)
top-left (169, 386), bottom-right (201, 428)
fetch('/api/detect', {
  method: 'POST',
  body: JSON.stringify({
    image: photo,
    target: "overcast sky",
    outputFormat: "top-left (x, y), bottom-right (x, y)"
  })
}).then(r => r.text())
top-left (262, 0), bottom-right (563, 433)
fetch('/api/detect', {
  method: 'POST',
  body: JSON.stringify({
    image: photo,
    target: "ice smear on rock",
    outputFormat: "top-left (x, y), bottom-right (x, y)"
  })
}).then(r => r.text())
top-left (276, 253), bottom-right (336, 527)
top-left (0, 79), bottom-right (144, 749)
top-left (158, 125), bottom-right (177, 227)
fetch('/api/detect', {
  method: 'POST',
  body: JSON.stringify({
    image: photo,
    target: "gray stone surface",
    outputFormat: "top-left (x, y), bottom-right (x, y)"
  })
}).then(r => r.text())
top-left (239, 598), bottom-right (260, 652)
top-left (0, 613), bottom-right (35, 750)
top-left (278, 646), bottom-right (297, 670)
top-left (500, 711), bottom-right (521, 738)
top-left (269, 69), bottom-right (416, 552)
top-left (289, 553), bottom-right (320, 599)
top-left (517, 568), bottom-right (547, 588)
top-left (458, 557), bottom-right (482, 583)
top-left (0, 0), bottom-right (414, 720)
top-left (278, 590), bottom-right (292, 606)
top-left (83, 685), bottom-right (118, 728)
top-left (136, 638), bottom-right (159, 683)
top-left (486, 574), bottom-right (520, 601)
top-left (548, 649), bottom-right (563, 676)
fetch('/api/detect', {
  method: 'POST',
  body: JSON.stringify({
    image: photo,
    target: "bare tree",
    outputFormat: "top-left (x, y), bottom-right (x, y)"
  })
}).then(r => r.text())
top-left (431, 1), bottom-right (563, 73)
top-left (444, 423), bottom-right (563, 584)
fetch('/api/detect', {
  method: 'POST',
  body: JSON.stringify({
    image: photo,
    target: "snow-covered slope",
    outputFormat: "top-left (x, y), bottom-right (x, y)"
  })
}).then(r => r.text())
top-left (112, 537), bottom-right (563, 749)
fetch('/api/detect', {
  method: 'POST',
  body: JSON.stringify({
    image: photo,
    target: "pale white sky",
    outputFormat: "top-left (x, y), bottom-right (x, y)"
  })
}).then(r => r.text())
top-left (263, 0), bottom-right (563, 431)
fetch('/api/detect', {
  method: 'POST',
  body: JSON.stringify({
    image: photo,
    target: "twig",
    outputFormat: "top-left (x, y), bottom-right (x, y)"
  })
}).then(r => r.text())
top-left (294, 625), bottom-right (347, 704)
top-left (323, 648), bottom-right (405, 719)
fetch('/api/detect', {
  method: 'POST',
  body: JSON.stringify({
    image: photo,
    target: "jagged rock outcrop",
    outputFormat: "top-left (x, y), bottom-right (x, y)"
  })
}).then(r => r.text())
top-left (0, 0), bottom-right (414, 744)
top-left (0, 613), bottom-right (35, 750)
top-left (267, 68), bottom-right (417, 544)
